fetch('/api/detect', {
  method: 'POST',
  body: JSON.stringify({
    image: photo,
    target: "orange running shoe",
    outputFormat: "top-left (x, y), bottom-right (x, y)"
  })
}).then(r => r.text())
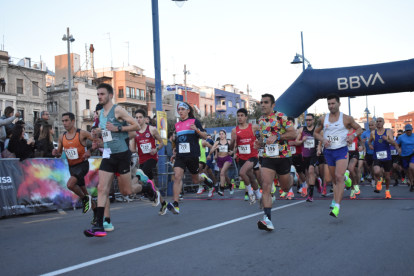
top-left (385, 190), bottom-right (391, 199)
top-left (286, 192), bottom-right (294, 200)
top-left (350, 189), bottom-right (356, 199)
top-left (374, 181), bottom-right (382, 193)
top-left (301, 187), bottom-right (308, 197)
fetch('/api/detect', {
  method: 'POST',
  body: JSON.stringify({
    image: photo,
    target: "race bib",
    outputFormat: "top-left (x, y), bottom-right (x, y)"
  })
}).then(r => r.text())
top-left (327, 135), bottom-right (341, 147)
top-left (65, 148), bottom-right (79, 160)
top-left (376, 150), bottom-right (387, 159)
top-left (304, 138), bottom-right (315, 149)
top-left (102, 130), bottom-right (113, 143)
top-left (290, 146), bottom-right (296, 155)
top-left (266, 144), bottom-right (279, 157)
top-left (259, 148), bottom-right (264, 157)
top-left (179, 142), bottom-right (190, 153)
top-left (206, 147), bottom-right (209, 154)
top-left (219, 145), bottom-right (228, 152)
top-left (140, 143), bottom-right (152, 154)
top-left (348, 143), bottom-right (356, 151)
top-left (391, 149), bottom-right (397, 155)
top-left (103, 148), bottom-right (112, 159)
top-left (359, 151), bottom-right (365, 159)
top-left (238, 145), bottom-right (251, 154)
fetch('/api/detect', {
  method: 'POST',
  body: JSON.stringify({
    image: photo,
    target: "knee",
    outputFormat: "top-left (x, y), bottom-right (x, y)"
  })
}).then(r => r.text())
top-left (67, 181), bottom-right (75, 190)
top-left (308, 167), bottom-right (315, 175)
top-left (120, 186), bottom-right (132, 196)
top-left (220, 172), bottom-right (226, 178)
top-left (335, 174), bottom-right (344, 183)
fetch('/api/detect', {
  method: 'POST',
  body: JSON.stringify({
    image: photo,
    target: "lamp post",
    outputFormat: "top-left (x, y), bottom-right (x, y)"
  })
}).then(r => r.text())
top-left (151, 0), bottom-right (163, 113)
top-left (348, 96), bottom-right (356, 116)
top-left (291, 31), bottom-right (312, 117)
top-left (62, 28), bottom-right (75, 112)
top-left (183, 64), bottom-right (190, 102)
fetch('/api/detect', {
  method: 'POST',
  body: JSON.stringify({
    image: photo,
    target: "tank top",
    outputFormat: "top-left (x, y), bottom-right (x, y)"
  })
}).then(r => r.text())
top-left (99, 104), bottom-right (129, 155)
top-left (301, 126), bottom-right (316, 157)
top-left (199, 140), bottom-right (206, 163)
top-left (218, 140), bottom-right (230, 153)
top-left (323, 112), bottom-right (348, 150)
top-left (373, 129), bottom-right (391, 160)
top-left (390, 137), bottom-right (398, 155)
top-left (236, 124), bottom-right (258, 161)
top-left (347, 129), bottom-right (358, 152)
top-left (62, 129), bottom-right (86, 166)
top-left (135, 124), bottom-right (158, 164)
top-left (288, 139), bottom-right (302, 156)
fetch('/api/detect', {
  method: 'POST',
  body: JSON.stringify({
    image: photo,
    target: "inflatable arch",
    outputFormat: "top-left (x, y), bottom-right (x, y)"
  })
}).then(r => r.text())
top-left (274, 59), bottom-right (414, 117)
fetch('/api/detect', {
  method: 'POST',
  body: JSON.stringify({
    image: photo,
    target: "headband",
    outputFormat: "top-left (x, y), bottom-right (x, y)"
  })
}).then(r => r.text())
top-left (220, 129), bottom-right (227, 134)
top-left (178, 102), bottom-right (190, 110)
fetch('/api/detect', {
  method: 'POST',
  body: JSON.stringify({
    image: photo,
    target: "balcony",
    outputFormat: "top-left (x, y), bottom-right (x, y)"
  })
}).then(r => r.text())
top-left (200, 92), bottom-right (213, 99)
top-left (82, 109), bottom-right (94, 121)
top-left (126, 95), bottom-right (146, 101)
top-left (216, 105), bottom-right (227, 112)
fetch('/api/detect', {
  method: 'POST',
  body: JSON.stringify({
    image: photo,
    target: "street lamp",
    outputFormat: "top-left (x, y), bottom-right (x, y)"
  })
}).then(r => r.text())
top-left (348, 96), bottom-right (356, 116)
top-left (172, 0), bottom-right (187, 8)
top-left (184, 65), bottom-right (190, 102)
top-left (62, 27), bottom-right (75, 112)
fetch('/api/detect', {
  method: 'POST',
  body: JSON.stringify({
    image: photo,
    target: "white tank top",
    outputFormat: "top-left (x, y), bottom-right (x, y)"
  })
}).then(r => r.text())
top-left (323, 112), bottom-right (348, 150)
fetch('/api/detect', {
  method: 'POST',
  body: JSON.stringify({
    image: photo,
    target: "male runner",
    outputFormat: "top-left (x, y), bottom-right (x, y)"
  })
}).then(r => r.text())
top-left (197, 138), bottom-right (215, 197)
top-left (397, 124), bottom-right (414, 191)
top-left (313, 94), bottom-right (362, 218)
top-left (255, 94), bottom-right (296, 231)
top-left (287, 117), bottom-right (306, 196)
top-left (229, 108), bottom-right (262, 204)
top-left (347, 125), bottom-right (362, 199)
top-left (52, 112), bottom-right (96, 220)
top-left (361, 120), bottom-right (376, 187)
top-left (84, 83), bottom-right (154, 237)
top-left (205, 134), bottom-right (218, 191)
top-left (390, 130), bottom-right (402, 186)
top-left (368, 117), bottom-right (400, 198)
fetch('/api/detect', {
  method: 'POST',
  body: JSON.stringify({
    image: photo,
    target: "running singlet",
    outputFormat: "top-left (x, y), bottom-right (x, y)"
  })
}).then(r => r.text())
top-left (218, 140), bottom-right (230, 153)
top-left (390, 137), bottom-right (398, 156)
top-left (62, 129), bottom-right (86, 166)
top-left (288, 139), bottom-right (302, 156)
top-left (301, 126), bottom-right (316, 157)
top-left (323, 112), bottom-right (348, 150)
top-left (259, 112), bottom-right (292, 158)
top-left (236, 124), bottom-right (258, 161)
top-left (373, 129), bottom-right (391, 160)
top-left (135, 124), bottom-right (158, 164)
top-left (199, 140), bottom-right (207, 163)
top-left (347, 129), bottom-right (358, 152)
top-left (99, 105), bottom-right (129, 155)
top-left (175, 118), bottom-right (204, 158)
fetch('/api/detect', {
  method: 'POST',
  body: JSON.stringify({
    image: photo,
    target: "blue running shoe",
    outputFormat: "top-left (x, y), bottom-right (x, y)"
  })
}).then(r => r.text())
top-left (103, 221), bottom-right (114, 232)
top-left (167, 202), bottom-right (179, 214)
top-left (136, 169), bottom-right (149, 183)
top-left (330, 199), bottom-right (336, 209)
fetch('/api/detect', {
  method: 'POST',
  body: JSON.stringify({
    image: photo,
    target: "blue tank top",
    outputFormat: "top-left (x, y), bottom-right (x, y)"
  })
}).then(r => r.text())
top-left (99, 104), bottom-right (129, 154)
top-left (373, 129), bottom-right (391, 160)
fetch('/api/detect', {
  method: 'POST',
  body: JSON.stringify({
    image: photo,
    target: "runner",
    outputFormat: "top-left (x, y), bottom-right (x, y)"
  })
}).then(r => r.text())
top-left (390, 130), bottom-right (402, 186)
top-left (84, 83), bottom-right (155, 237)
top-left (346, 124), bottom-right (363, 199)
top-left (287, 117), bottom-right (305, 197)
top-left (255, 93), bottom-right (297, 231)
top-left (397, 124), bottom-right (414, 192)
top-left (52, 112), bottom-right (96, 221)
top-left (131, 109), bottom-right (169, 215)
top-left (361, 120), bottom-right (376, 187)
top-left (368, 117), bottom-right (400, 198)
top-left (212, 130), bottom-right (234, 196)
top-left (316, 130), bottom-right (334, 199)
top-left (313, 94), bottom-right (362, 218)
top-left (229, 108), bottom-right (262, 204)
top-left (168, 102), bottom-right (214, 214)
top-left (197, 138), bottom-right (215, 197)
top-left (205, 134), bottom-right (218, 192)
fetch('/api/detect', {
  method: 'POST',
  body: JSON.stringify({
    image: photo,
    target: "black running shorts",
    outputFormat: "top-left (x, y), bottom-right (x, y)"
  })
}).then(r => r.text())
top-left (303, 155), bottom-right (318, 170)
top-left (373, 159), bottom-right (392, 172)
top-left (365, 153), bottom-right (374, 167)
top-left (100, 150), bottom-right (132, 175)
top-left (261, 157), bottom-right (292, 175)
top-left (69, 161), bottom-right (89, 187)
top-left (175, 156), bottom-right (199, 175)
top-left (392, 155), bottom-right (401, 165)
top-left (349, 151), bottom-right (359, 161)
top-left (317, 155), bottom-right (325, 165)
top-left (238, 157), bottom-right (259, 170)
top-left (199, 161), bottom-right (206, 170)
top-left (292, 154), bottom-right (305, 174)
top-left (139, 158), bottom-right (157, 180)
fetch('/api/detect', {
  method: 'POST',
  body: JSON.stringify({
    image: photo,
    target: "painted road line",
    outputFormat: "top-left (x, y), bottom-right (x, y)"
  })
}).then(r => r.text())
top-left (23, 217), bottom-right (62, 224)
top-left (40, 200), bottom-right (305, 276)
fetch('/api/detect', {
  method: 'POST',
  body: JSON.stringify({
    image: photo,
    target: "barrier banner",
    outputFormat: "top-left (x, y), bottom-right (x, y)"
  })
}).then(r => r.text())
top-left (0, 158), bottom-right (102, 218)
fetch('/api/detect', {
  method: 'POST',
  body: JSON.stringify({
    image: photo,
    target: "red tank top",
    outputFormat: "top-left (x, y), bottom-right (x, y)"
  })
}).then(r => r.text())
top-left (135, 125), bottom-right (158, 164)
top-left (236, 124), bottom-right (258, 161)
top-left (288, 139), bottom-right (302, 156)
top-left (62, 129), bottom-right (86, 166)
top-left (347, 129), bottom-right (358, 152)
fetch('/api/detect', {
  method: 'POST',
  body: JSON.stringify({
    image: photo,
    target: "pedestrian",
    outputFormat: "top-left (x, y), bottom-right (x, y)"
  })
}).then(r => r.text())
top-left (38, 124), bottom-right (55, 157)
top-left (0, 107), bottom-right (20, 152)
top-left (0, 77), bottom-right (6, 92)
top-left (35, 111), bottom-right (50, 125)
top-left (7, 125), bottom-right (36, 161)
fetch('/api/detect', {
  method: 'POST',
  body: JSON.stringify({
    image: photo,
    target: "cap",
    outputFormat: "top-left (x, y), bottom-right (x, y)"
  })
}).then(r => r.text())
top-left (405, 124), bottom-right (413, 131)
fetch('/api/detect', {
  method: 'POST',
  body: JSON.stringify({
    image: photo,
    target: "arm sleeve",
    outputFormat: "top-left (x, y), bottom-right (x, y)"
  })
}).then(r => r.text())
top-left (0, 116), bottom-right (16, 127)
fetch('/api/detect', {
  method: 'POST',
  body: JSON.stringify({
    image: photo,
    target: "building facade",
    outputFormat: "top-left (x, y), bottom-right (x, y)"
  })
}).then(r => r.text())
top-left (214, 88), bottom-right (240, 117)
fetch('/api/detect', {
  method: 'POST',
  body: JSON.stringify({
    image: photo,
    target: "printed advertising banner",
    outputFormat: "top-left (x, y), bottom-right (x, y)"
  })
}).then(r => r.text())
top-left (0, 158), bottom-right (101, 218)
top-left (157, 111), bottom-right (168, 145)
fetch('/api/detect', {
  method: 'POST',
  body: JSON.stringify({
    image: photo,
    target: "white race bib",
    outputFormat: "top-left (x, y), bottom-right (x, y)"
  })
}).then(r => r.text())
top-left (65, 148), bottom-right (79, 160)
top-left (206, 147), bottom-right (209, 154)
top-left (265, 144), bottom-right (279, 157)
top-left (259, 148), bottom-right (264, 157)
top-left (238, 145), bottom-right (251, 154)
top-left (359, 151), bottom-right (365, 159)
top-left (348, 143), bottom-right (356, 151)
top-left (391, 149), bottom-right (397, 155)
top-left (328, 135), bottom-right (341, 147)
top-left (179, 142), bottom-right (190, 153)
top-left (102, 130), bottom-right (113, 143)
top-left (103, 148), bottom-right (112, 159)
top-left (140, 143), bottom-right (152, 154)
top-left (290, 146), bottom-right (296, 155)
top-left (376, 151), bottom-right (387, 159)
top-left (304, 138), bottom-right (315, 149)
top-left (219, 145), bottom-right (228, 152)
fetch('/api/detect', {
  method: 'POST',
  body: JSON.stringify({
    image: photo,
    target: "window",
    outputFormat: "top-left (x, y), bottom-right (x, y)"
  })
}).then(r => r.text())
top-left (86, 125), bottom-right (92, 132)
top-left (236, 102), bottom-right (240, 109)
top-left (86, 100), bottom-right (90, 110)
top-left (126, 87), bottom-right (131, 98)
top-left (118, 87), bottom-right (124, 98)
top-left (18, 109), bottom-right (24, 120)
top-left (53, 102), bottom-right (57, 112)
top-left (228, 101), bottom-right (233, 107)
top-left (140, 89), bottom-right (145, 100)
top-left (131, 88), bottom-right (135, 99)
top-left (221, 100), bottom-right (225, 106)
top-left (32, 82), bottom-right (39, 96)
top-left (17, 79), bottom-right (23, 94)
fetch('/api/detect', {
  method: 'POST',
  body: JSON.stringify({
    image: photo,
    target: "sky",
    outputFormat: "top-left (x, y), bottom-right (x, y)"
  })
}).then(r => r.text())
top-left (2, 0), bottom-right (414, 119)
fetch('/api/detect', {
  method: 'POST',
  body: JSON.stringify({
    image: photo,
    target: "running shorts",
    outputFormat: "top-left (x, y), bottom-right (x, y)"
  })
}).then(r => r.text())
top-left (317, 155), bottom-right (325, 165)
top-left (254, 161), bottom-right (260, 172)
top-left (292, 154), bottom-right (305, 174)
top-left (373, 159), bottom-right (392, 172)
top-left (99, 150), bottom-right (132, 175)
top-left (174, 156), bottom-right (199, 175)
top-left (261, 157), bottom-right (292, 175)
top-left (348, 151), bottom-right (359, 161)
top-left (238, 157), bottom-right (259, 170)
top-left (401, 154), bottom-right (414, 170)
top-left (199, 161), bottom-right (206, 170)
top-left (139, 158), bottom-right (158, 180)
top-left (365, 153), bottom-right (374, 167)
top-left (392, 155), bottom-right (401, 165)
top-left (324, 146), bottom-right (349, 167)
top-left (303, 155), bottom-right (318, 170)
top-left (69, 161), bottom-right (89, 187)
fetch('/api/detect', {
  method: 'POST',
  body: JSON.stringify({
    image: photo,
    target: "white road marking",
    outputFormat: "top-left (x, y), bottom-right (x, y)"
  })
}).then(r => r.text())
top-left (40, 200), bottom-right (310, 276)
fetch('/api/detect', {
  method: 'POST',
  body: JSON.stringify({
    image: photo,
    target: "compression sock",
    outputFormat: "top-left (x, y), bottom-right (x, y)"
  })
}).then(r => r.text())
top-left (264, 208), bottom-right (271, 220)
top-left (308, 185), bottom-right (314, 197)
top-left (96, 207), bottom-right (105, 227)
top-left (104, 217), bottom-right (111, 224)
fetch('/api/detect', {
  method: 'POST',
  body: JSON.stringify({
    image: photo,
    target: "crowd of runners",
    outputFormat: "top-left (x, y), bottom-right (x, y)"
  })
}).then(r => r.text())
top-left (52, 83), bottom-right (414, 236)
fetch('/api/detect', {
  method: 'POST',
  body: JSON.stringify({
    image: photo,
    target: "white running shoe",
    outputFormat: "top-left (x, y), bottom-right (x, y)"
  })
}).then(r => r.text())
top-left (249, 193), bottom-right (256, 205)
top-left (371, 180), bottom-right (376, 187)
top-left (257, 215), bottom-right (274, 231)
top-left (197, 186), bottom-right (205, 195)
top-left (208, 187), bottom-right (215, 197)
top-left (152, 191), bottom-right (160, 207)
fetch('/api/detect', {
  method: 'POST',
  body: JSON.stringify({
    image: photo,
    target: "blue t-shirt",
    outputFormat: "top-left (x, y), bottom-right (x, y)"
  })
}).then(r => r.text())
top-left (397, 133), bottom-right (414, 157)
top-left (361, 130), bottom-right (374, 155)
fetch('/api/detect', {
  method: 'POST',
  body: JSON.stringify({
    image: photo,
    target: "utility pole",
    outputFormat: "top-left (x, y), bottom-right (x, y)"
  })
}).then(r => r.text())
top-left (125, 42), bottom-right (129, 66)
top-left (184, 64), bottom-right (187, 102)
top-left (66, 28), bottom-right (72, 112)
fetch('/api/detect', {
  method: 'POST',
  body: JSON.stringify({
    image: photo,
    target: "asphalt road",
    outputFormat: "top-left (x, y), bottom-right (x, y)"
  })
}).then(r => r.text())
top-left (1, 182), bottom-right (414, 276)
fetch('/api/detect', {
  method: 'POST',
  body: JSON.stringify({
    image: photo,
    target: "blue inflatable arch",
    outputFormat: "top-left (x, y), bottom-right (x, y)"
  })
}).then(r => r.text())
top-left (274, 59), bottom-right (414, 117)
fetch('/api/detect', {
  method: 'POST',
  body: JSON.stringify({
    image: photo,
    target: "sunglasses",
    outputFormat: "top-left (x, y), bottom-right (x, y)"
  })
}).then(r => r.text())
top-left (306, 119), bottom-right (313, 121)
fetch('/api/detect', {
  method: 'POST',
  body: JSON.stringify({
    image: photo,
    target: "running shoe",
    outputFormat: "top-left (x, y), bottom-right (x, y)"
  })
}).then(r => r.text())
top-left (159, 203), bottom-right (168, 215)
top-left (179, 194), bottom-right (183, 200)
top-left (286, 192), bottom-right (294, 200)
top-left (244, 194), bottom-right (249, 201)
top-left (258, 196), bottom-right (264, 209)
top-left (91, 210), bottom-right (97, 225)
top-left (354, 185), bottom-right (361, 195)
top-left (306, 196), bottom-right (313, 202)
top-left (197, 186), bottom-right (205, 194)
top-left (385, 190), bottom-right (391, 199)
top-left (344, 171), bottom-right (352, 188)
top-left (272, 195), bottom-right (276, 202)
top-left (393, 179), bottom-right (399, 186)
top-left (82, 195), bottom-right (92, 214)
top-left (301, 188), bottom-right (307, 197)
top-left (297, 187), bottom-right (302, 194)
top-left (316, 178), bottom-right (322, 193)
top-left (330, 199), bottom-right (336, 209)
top-left (201, 173), bottom-right (213, 187)
top-left (218, 189), bottom-right (224, 196)
top-left (402, 177), bottom-right (406, 184)
top-left (321, 186), bottom-right (327, 197)
top-left (329, 207), bottom-right (339, 218)
top-left (84, 224), bottom-right (106, 237)
top-left (208, 187), bottom-right (215, 197)
top-left (410, 185), bottom-right (414, 192)
top-left (271, 184), bottom-right (276, 194)
top-left (280, 191), bottom-right (287, 198)
top-left (152, 191), bottom-right (160, 207)
top-left (229, 183), bottom-right (235, 195)
top-left (103, 221), bottom-right (114, 232)
top-left (249, 194), bottom-right (256, 205)
top-left (136, 169), bottom-right (149, 183)
top-left (374, 180), bottom-right (382, 193)
top-left (350, 189), bottom-right (356, 199)
top-left (167, 202), bottom-right (179, 214)
top-left (330, 187), bottom-right (334, 193)
top-left (371, 179), bottom-right (376, 187)
top-left (257, 215), bottom-right (274, 231)
top-left (279, 189), bottom-right (283, 195)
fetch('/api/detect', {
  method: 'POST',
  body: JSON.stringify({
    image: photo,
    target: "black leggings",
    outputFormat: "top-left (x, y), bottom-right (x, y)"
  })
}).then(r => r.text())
top-left (139, 159), bottom-right (158, 180)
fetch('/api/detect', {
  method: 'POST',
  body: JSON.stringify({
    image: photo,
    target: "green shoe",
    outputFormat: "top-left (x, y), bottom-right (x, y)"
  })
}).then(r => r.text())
top-left (354, 184), bottom-right (360, 194)
top-left (271, 184), bottom-right (276, 194)
top-left (344, 170), bottom-right (352, 188)
top-left (244, 194), bottom-right (249, 201)
top-left (329, 206), bottom-right (339, 218)
top-left (280, 191), bottom-right (287, 198)
top-left (330, 199), bottom-right (336, 209)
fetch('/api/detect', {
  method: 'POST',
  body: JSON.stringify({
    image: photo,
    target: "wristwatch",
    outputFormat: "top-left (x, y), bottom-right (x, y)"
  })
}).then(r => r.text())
top-left (353, 133), bottom-right (357, 138)
top-left (118, 126), bottom-right (122, 132)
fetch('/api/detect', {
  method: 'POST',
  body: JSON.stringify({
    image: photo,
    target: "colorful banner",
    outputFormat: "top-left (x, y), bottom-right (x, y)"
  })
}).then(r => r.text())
top-left (157, 111), bottom-right (168, 145)
top-left (0, 158), bottom-right (102, 217)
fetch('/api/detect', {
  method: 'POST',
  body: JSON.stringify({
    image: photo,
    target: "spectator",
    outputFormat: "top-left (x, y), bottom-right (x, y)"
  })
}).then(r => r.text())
top-left (1, 106), bottom-right (16, 132)
top-left (92, 104), bottom-right (103, 127)
top-left (0, 108), bottom-right (20, 152)
top-left (7, 125), bottom-right (35, 161)
top-left (165, 132), bottom-right (175, 160)
top-left (4, 129), bottom-right (12, 149)
top-left (38, 124), bottom-right (55, 157)
top-left (33, 123), bottom-right (43, 141)
top-left (87, 126), bottom-right (102, 157)
top-left (145, 116), bottom-right (151, 125)
top-left (0, 77), bottom-right (5, 92)
top-left (35, 110), bottom-right (50, 126)
top-left (15, 120), bottom-right (29, 140)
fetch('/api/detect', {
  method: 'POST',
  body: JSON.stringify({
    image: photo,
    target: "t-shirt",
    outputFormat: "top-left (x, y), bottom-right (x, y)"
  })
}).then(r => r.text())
top-left (175, 118), bottom-right (205, 158)
top-left (259, 112), bottom-right (292, 158)
top-left (397, 133), bottom-right (414, 157)
top-left (361, 130), bottom-right (374, 155)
